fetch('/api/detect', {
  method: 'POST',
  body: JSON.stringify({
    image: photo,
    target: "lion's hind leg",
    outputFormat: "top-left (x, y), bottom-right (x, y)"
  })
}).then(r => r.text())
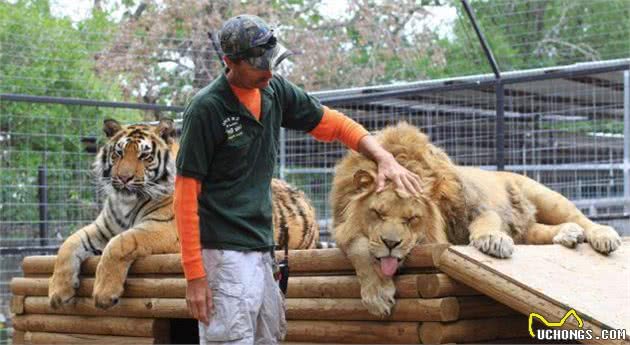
top-left (526, 223), bottom-right (585, 248)
top-left (469, 210), bottom-right (514, 258)
top-left (519, 176), bottom-right (621, 254)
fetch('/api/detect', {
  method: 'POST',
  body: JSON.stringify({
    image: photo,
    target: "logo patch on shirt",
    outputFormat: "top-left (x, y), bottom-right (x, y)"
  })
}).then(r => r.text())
top-left (222, 116), bottom-right (243, 141)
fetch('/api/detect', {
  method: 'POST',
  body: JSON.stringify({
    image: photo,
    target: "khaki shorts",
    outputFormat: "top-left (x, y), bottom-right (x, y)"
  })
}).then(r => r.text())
top-left (199, 249), bottom-right (287, 345)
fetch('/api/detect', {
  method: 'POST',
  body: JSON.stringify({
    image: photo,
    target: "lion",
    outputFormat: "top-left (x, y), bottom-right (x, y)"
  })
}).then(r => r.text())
top-left (331, 122), bottom-right (622, 317)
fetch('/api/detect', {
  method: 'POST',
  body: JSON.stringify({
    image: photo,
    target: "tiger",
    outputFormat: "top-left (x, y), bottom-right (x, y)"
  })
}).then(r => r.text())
top-left (49, 118), bottom-right (320, 310)
top-left (271, 179), bottom-right (319, 249)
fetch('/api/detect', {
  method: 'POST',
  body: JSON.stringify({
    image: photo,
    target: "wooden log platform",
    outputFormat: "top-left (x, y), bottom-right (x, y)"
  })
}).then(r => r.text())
top-left (14, 242), bottom-right (624, 344)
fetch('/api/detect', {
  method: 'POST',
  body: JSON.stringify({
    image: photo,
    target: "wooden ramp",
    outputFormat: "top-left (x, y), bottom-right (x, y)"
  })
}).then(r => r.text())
top-left (438, 240), bottom-right (630, 345)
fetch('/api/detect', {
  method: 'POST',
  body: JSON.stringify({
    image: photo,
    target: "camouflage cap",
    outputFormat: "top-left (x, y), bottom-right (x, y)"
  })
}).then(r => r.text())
top-left (219, 14), bottom-right (292, 70)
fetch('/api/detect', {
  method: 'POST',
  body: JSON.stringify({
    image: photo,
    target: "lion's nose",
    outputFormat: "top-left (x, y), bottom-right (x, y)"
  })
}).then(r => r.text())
top-left (381, 237), bottom-right (402, 250)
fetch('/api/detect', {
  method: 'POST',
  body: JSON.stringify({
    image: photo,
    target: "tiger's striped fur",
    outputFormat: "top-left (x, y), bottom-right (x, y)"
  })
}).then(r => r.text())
top-left (49, 119), bottom-right (320, 310)
top-left (271, 179), bottom-right (319, 250)
top-left (49, 119), bottom-right (180, 309)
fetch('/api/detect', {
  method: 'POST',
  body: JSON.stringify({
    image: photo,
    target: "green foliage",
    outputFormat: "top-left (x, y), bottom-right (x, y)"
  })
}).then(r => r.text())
top-left (434, 0), bottom-right (630, 77)
top-left (0, 0), bottom-right (141, 232)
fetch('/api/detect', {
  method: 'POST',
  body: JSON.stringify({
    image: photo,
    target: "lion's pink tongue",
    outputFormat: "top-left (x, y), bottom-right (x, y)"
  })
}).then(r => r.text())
top-left (380, 257), bottom-right (398, 277)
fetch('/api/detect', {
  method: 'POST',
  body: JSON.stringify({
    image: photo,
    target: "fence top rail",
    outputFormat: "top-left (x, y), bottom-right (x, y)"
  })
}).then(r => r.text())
top-left (1, 58), bottom-right (628, 111)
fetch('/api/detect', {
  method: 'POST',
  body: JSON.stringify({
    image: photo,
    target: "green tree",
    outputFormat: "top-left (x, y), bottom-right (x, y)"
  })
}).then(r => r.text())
top-left (0, 0), bottom-right (141, 238)
top-left (436, 0), bottom-right (630, 76)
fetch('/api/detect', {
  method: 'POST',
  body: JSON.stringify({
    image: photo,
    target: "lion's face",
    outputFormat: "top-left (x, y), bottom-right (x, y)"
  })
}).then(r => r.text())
top-left (344, 169), bottom-right (439, 278)
top-left (364, 188), bottom-right (427, 275)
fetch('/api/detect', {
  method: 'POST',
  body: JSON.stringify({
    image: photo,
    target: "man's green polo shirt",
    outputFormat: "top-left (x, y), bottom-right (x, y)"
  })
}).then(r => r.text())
top-left (176, 73), bottom-right (324, 251)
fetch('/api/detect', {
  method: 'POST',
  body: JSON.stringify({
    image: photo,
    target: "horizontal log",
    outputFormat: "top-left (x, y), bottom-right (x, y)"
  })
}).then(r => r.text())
top-left (457, 296), bottom-right (519, 319)
top-left (419, 316), bottom-right (529, 344)
top-left (22, 254), bottom-right (182, 276)
top-left (22, 244), bottom-right (448, 276)
top-left (11, 277), bottom-right (186, 298)
top-left (23, 296), bottom-right (191, 319)
top-left (286, 274), bottom-right (420, 298)
top-left (416, 273), bottom-right (479, 298)
top-left (13, 275), bottom-right (419, 299)
top-left (12, 314), bottom-right (169, 338)
top-left (278, 245), bottom-right (448, 273)
top-left (287, 297), bottom-right (458, 322)
top-left (286, 320), bottom-right (420, 344)
top-left (15, 331), bottom-right (159, 344)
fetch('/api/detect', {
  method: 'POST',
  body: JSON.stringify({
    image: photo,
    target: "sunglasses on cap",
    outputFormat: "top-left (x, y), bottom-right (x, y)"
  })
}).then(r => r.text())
top-left (229, 36), bottom-right (293, 71)
top-left (231, 36), bottom-right (278, 60)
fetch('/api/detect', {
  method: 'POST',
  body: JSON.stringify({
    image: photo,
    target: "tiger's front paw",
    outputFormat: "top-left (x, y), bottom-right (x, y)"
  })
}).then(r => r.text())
top-left (93, 280), bottom-right (124, 309)
top-left (588, 225), bottom-right (621, 255)
top-left (471, 232), bottom-right (514, 258)
top-left (48, 273), bottom-right (79, 309)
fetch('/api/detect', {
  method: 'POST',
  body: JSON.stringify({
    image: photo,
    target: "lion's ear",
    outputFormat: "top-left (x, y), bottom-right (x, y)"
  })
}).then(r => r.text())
top-left (353, 169), bottom-right (375, 192)
top-left (395, 153), bottom-right (408, 163)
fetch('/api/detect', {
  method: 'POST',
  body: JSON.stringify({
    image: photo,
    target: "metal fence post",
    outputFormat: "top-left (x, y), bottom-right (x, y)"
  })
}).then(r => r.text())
top-left (460, 0), bottom-right (505, 171)
top-left (624, 70), bottom-right (629, 214)
top-left (38, 166), bottom-right (49, 247)
top-left (496, 80), bottom-right (505, 171)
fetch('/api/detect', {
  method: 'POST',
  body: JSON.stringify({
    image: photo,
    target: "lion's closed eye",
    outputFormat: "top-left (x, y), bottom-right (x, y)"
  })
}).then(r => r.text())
top-left (404, 216), bottom-right (419, 225)
top-left (371, 208), bottom-right (385, 220)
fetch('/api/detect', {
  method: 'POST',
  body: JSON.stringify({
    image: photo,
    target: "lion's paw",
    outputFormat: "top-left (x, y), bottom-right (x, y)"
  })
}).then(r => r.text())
top-left (587, 225), bottom-right (621, 255)
top-left (361, 280), bottom-right (396, 317)
top-left (553, 223), bottom-right (585, 248)
top-left (471, 232), bottom-right (514, 258)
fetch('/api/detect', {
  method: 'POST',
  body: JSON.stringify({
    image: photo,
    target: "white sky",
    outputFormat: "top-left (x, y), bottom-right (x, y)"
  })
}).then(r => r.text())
top-left (49, 0), bottom-right (96, 21)
top-left (49, 0), bottom-right (457, 38)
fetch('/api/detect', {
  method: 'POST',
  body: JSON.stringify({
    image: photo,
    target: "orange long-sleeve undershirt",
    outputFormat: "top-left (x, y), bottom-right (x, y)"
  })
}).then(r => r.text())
top-left (173, 176), bottom-right (204, 280)
top-left (174, 84), bottom-right (369, 281)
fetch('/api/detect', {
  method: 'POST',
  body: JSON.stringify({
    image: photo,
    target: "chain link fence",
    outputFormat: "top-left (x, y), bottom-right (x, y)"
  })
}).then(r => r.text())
top-left (1, 0), bottom-right (629, 343)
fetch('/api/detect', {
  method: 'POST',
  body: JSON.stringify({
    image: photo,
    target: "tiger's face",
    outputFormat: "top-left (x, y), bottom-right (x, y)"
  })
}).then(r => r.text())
top-left (94, 119), bottom-right (177, 199)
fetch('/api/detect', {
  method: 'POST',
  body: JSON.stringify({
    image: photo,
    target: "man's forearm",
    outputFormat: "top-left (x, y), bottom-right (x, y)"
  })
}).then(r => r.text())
top-left (357, 135), bottom-right (394, 164)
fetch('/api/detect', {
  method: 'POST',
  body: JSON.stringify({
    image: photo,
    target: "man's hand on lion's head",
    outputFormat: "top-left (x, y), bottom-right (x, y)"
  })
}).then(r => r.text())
top-left (374, 152), bottom-right (423, 197)
top-left (356, 134), bottom-right (422, 197)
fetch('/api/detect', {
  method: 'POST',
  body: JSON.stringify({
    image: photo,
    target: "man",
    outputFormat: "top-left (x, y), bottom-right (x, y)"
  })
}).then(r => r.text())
top-left (174, 14), bottom-right (422, 345)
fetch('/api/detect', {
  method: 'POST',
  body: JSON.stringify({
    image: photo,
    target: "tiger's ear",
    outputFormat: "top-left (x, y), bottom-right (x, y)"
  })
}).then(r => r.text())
top-left (103, 119), bottom-right (122, 138)
top-left (156, 118), bottom-right (175, 142)
top-left (353, 169), bottom-right (375, 192)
